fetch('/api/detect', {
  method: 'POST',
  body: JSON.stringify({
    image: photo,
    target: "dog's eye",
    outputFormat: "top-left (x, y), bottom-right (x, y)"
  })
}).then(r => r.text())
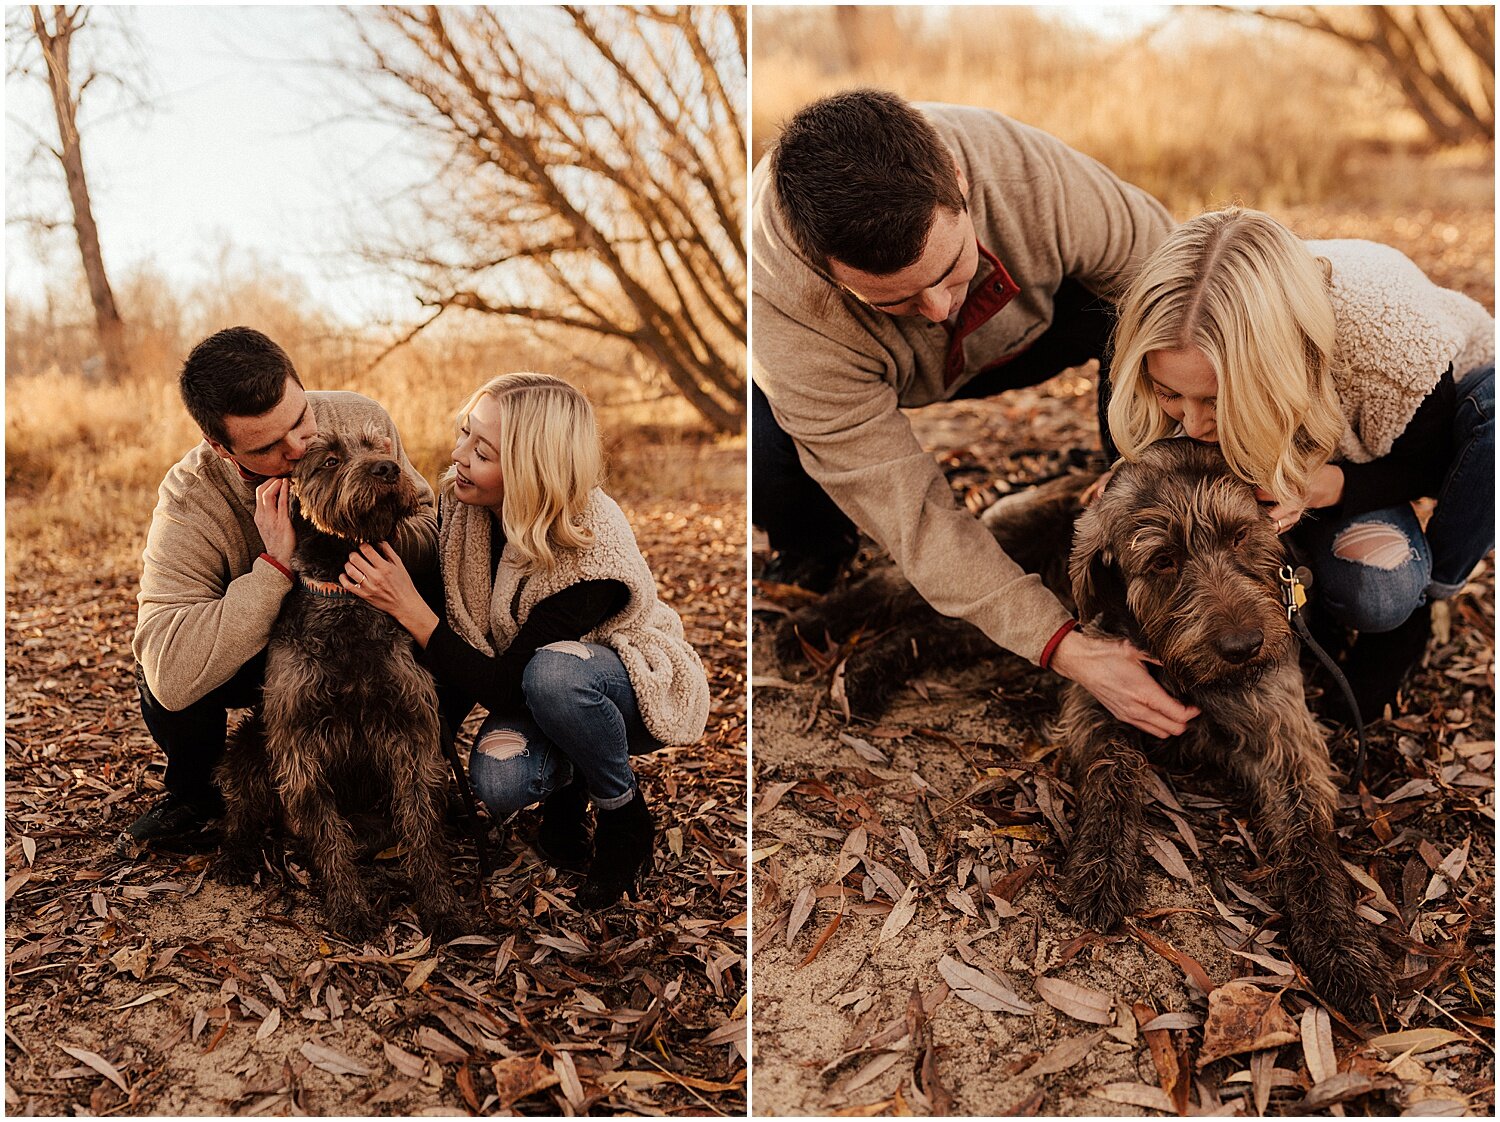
top-left (323, 455), bottom-right (340, 469)
top-left (1231, 526), bottom-right (1250, 548)
top-left (1150, 553), bottom-right (1178, 574)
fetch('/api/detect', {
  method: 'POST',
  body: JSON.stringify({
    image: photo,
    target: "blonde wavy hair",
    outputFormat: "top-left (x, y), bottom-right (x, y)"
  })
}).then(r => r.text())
top-left (441, 372), bottom-right (603, 571)
top-left (1109, 208), bottom-right (1346, 504)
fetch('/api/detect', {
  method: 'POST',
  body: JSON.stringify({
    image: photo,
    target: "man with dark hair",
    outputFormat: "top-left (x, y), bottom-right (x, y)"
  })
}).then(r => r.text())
top-left (754, 89), bottom-right (1198, 739)
top-left (119, 326), bottom-right (438, 852)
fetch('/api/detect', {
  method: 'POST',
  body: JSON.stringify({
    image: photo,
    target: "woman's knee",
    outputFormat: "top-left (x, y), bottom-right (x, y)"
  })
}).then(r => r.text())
top-left (468, 727), bottom-right (540, 818)
top-left (522, 643), bottom-right (609, 715)
top-left (1320, 520), bottom-right (1431, 632)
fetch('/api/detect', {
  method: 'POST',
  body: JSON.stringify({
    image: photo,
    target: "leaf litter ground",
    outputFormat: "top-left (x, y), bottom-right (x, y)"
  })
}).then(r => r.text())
top-left (750, 213), bottom-right (1495, 1116)
top-left (6, 483), bottom-right (747, 1117)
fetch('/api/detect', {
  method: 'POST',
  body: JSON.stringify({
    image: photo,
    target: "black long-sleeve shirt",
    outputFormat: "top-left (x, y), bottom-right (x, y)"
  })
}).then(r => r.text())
top-left (417, 521), bottom-right (628, 715)
top-left (1337, 366), bottom-right (1457, 518)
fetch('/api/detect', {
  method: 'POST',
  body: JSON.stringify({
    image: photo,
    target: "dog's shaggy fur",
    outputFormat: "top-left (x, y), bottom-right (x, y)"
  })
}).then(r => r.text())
top-left (216, 426), bottom-right (468, 941)
top-left (774, 440), bottom-right (1388, 1015)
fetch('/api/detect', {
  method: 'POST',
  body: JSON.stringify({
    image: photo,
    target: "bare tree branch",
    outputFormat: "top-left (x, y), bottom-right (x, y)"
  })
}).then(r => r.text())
top-left (345, 5), bottom-right (745, 432)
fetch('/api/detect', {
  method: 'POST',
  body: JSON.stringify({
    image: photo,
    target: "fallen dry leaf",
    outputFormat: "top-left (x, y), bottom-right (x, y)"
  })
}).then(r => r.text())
top-left (300, 1041), bottom-right (370, 1077)
top-left (58, 1046), bottom-right (129, 1094)
top-left (491, 1055), bottom-right (559, 1109)
top-left (1020, 1029), bottom-right (1107, 1077)
top-left (937, 954), bottom-right (1033, 1015)
top-left (876, 885), bottom-right (920, 944)
top-left (786, 884), bottom-right (816, 947)
top-left (1197, 982), bottom-right (1299, 1067)
top-left (1300, 1006), bottom-right (1337, 1084)
top-left (1090, 1082), bottom-right (1176, 1112)
top-left (1034, 975), bottom-right (1113, 1025)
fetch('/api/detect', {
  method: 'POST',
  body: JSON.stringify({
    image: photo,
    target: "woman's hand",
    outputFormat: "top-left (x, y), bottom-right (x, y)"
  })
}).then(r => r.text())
top-left (1048, 629), bottom-right (1200, 738)
top-left (1254, 465), bottom-right (1343, 534)
top-left (342, 542), bottom-right (440, 647)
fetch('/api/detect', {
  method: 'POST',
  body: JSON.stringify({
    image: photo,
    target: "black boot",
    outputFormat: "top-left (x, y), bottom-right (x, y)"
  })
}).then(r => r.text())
top-left (536, 771), bottom-right (591, 872)
top-left (577, 788), bottom-right (655, 910)
top-left (1343, 602), bottom-right (1433, 723)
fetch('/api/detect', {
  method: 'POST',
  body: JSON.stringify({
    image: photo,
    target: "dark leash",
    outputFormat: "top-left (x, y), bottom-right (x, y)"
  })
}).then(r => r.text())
top-left (1279, 564), bottom-right (1368, 790)
top-left (439, 718), bottom-right (495, 885)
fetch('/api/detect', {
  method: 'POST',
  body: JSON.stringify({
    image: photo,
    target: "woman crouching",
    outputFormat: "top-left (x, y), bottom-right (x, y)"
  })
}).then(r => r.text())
top-left (341, 372), bottom-right (710, 908)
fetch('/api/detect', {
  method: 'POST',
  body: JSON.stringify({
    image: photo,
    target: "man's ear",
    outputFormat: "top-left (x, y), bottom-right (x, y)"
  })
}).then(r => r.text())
top-left (953, 157), bottom-right (968, 199)
top-left (204, 436), bottom-right (235, 462)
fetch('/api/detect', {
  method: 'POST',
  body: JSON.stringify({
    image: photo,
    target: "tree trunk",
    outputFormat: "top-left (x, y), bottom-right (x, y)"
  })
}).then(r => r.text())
top-left (32, 5), bottom-right (130, 381)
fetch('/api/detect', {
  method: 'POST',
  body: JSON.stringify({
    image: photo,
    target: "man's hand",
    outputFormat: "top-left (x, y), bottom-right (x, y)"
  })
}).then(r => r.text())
top-left (255, 478), bottom-right (296, 568)
top-left (1048, 629), bottom-right (1200, 738)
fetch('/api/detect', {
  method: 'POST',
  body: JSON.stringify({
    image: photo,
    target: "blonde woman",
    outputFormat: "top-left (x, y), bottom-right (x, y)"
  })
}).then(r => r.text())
top-left (1109, 207), bottom-right (1494, 715)
top-left (340, 373), bottom-right (710, 908)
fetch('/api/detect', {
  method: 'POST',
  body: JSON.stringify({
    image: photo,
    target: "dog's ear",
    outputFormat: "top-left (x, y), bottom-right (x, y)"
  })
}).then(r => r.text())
top-left (1069, 506), bottom-right (1125, 625)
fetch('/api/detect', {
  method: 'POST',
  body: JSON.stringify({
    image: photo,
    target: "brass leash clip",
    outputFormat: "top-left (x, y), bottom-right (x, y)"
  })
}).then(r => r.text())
top-left (1278, 564), bottom-right (1308, 621)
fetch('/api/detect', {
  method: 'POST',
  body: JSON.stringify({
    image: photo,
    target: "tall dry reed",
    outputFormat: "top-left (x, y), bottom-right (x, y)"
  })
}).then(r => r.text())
top-left (752, 7), bottom-right (1432, 213)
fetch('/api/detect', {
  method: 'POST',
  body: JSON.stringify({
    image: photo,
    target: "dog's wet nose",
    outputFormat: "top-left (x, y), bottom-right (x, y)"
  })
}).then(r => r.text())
top-left (1216, 627), bottom-right (1264, 664)
top-left (371, 459), bottom-right (399, 482)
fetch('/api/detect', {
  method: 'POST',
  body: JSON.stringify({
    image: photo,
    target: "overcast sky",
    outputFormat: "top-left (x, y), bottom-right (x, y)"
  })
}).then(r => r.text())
top-left (6, 5), bottom-right (1162, 327)
top-left (6, 6), bottom-right (430, 324)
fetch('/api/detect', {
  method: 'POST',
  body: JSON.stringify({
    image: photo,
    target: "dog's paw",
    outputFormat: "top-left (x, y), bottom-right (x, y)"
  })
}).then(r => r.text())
top-left (422, 908), bottom-right (475, 944)
top-left (1061, 850), bottom-right (1140, 932)
top-left (215, 846), bottom-right (263, 885)
top-left (1294, 928), bottom-right (1391, 1019)
top-left (324, 898), bottom-right (382, 942)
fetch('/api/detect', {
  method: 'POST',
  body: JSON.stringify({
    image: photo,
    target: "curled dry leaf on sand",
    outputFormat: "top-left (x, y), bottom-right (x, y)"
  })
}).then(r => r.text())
top-left (750, 213), bottom-right (1494, 1118)
top-left (6, 496), bottom-right (747, 1116)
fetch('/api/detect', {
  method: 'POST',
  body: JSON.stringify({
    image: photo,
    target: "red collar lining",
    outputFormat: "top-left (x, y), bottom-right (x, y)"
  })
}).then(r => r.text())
top-left (944, 243), bottom-right (1020, 388)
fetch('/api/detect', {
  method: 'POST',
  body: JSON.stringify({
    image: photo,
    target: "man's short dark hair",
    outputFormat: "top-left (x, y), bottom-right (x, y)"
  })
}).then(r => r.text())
top-left (180, 327), bottom-right (301, 449)
top-left (770, 89), bottom-right (965, 276)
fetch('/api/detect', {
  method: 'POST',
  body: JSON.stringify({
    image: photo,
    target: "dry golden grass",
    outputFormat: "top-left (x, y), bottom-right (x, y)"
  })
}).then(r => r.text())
top-left (5, 276), bottom-right (742, 573)
top-left (752, 6), bottom-right (1487, 213)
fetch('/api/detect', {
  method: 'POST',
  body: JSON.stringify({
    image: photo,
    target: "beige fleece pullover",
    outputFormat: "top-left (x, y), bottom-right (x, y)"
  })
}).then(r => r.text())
top-left (1312, 239), bottom-right (1496, 462)
top-left (440, 488), bottom-right (710, 747)
top-left (134, 391), bottom-right (437, 711)
top-left (752, 103), bottom-right (1173, 663)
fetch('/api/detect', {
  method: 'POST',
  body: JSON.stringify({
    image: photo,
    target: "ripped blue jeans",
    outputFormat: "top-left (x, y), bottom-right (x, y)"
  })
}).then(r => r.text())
top-left (1297, 364), bottom-right (1494, 632)
top-left (467, 642), bottom-right (658, 819)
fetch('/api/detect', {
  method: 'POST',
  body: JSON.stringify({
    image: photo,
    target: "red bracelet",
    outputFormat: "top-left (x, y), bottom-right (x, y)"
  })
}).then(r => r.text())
top-left (1039, 619), bottom-right (1078, 670)
top-left (258, 552), bottom-right (293, 582)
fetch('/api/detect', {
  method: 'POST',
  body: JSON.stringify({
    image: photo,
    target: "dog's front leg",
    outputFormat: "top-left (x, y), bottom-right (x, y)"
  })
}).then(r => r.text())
top-left (390, 731), bottom-right (471, 942)
top-left (1059, 690), bottom-right (1149, 931)
top-left (280, 770), bottom-right (378, 940)
top-left (216, 718), bottom-right (278, 884)
top-left (1223, 702), bottom-right (1390, 1016)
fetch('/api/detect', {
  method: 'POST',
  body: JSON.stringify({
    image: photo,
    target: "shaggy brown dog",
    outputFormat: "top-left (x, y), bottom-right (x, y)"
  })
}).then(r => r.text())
top-left (216, 426), bottom-right (468, 941)
top-left (773, 440), bottom-right (1388, 1015)
top-left (1059, 440), bottom-right (1386, 1015)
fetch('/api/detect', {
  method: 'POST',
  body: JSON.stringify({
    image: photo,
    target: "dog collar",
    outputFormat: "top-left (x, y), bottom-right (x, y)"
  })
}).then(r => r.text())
top-left (297, 574), bottom-right (359, 600)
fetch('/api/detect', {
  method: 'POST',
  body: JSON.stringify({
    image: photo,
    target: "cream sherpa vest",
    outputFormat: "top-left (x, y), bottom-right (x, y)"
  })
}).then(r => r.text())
top-left (440, 488), bottom-right (709, 746)
top-left (1313, 239), bottom-right (1496, 463)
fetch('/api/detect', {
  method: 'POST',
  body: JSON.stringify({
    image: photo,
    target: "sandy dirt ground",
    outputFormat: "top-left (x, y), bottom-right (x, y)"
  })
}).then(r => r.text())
top-left (750, 366), bottom-right (1495, 1117)
top-left (7, 490), bottom-right (748, 1117)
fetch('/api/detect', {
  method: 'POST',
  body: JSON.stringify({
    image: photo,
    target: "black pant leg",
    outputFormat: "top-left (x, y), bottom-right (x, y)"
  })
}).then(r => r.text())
top-left (136, 652), bottom-right (267, 810)
top-left (751, 379), bottom-right (858, 556)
